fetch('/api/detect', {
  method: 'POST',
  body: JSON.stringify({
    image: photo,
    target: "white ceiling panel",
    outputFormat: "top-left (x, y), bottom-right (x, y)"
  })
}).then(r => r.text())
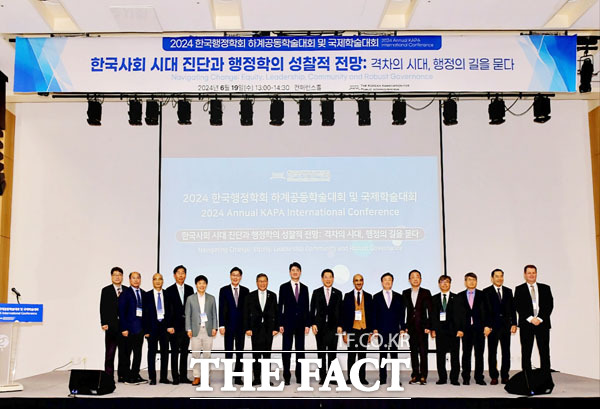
top-left (570, 1), bottom-right (600, 29)
top-left (0, 0), bottom-right (50, 33)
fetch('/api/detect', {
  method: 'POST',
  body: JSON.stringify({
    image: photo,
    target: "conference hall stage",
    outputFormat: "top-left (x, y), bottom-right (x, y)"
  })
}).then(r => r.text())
top-left (1, 370), bottom-right (598, 409)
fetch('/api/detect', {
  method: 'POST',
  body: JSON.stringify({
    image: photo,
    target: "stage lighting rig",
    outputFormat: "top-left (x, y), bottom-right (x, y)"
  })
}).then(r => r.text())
top-left (488, 97), bottom-right (506, 125)
top-left (209, 99), bottom-right (223, 126)
top-left (392, 99), bottom-right (406, 125)
top-left (320, 100), bottom-right (334, 126)
top-left (357, 99), bottom-right (371, 126)
top-left (145, 100), bottom-right (160, 126)
top-left (298, 99), bottom-right (312, 126)
top-left (442, 98), bottom-right (458, 126)
top-left (177, 100), bottom-right (192, 125)
top-left (240, 99), bottom-right (253, 126)
top-left (128, 99), bottom-right (142, 126)
top-left (86, 100), bottom-right (102, 126)
top-left (533, 95), bottom-right (551, 123)
top-left (270, 99), bottom-right (284, 126)
top-left (579, 58), bottom-right (594, 93)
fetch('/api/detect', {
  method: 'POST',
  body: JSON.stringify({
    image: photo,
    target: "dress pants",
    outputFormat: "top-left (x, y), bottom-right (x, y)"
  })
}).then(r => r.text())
top-left (169, 330), bottom-right (191, 382)
top-left (224, 328), bottom-right (245, 373)
top-left (147, 326), bottom-right (170, 382)
top-left (435, 331), bottom-right (460, 383)
top-left (190, 329), bottom-right (213, 379)
top-left (315, 326), bottom-right (338, 381)
top-left (487, 326), bottom-right (511, 380)
top-left (408, 329), bottom-right (428, 379)
top-left (104, 330), bottom-right (127, 379)
top-left (519, 324), bottom-right (551, 373)
top-left (461, 325), bottom-right (485, 382)
top-left (124, 331), bottom-right (144, 380)
top-left (282, 326), bottom-right (306, 382)
top-left (251, 330), bottom-right (274, 381)
top-left (347, 329), bottom-right (369, 382)
top-left (377, 332), bottom-right (398, 383)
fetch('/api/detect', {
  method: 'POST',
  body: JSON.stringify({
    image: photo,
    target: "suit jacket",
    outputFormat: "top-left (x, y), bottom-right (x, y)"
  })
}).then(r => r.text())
top-left (142, 290), bottom-right (170, 336)
top-left (185, 292), bottom-right (218, 337)
top-left (100, 284), bottom-right (128, 335)
top-left (402, 287), bottom-right (433, 332)
top-left (372, 290), bottom-right (406, 334)
top-left (165, 283), bottom-right (194, 331)
top-left (431, 291), bottom-right (463, 334)
top-left (243, 290), bottom-right (278, 333)
top-left (118, 286), bottom-right (145, 334)
top-left (278, 281), bottom-right (310, 330)
top-left (310, 286), bottom-right (343, 331)
top-left (342, 290), bottom-right (374, 333)
top-left (218, 284), bottom-right (249, 333)
top-left (457, 289), bottom-right (491, 331)
top-left (483, 285), bottom-right (517, 330)
top-left (514, 282), bottom-right (553, 329)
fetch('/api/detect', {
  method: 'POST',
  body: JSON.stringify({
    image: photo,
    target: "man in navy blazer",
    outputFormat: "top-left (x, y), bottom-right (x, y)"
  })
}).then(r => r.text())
top-left (278, 262), bottom-right (310, 385)
top-left (372, 272), bottom-right (406, 384)
top-left (514, 264), bottom-right (553, 375)
top-left (143, 273), bottom-right (171, 385)
top-left (218, 266), bottom-right (249, 385)
top-left (118, 271), bottom-right (147, 384)
top-left (483, 269), bottom-right (517, 385)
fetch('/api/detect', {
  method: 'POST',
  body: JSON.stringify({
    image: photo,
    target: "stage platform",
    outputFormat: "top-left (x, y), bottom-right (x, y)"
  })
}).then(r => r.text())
top-left (1, 370), bottom-right (598, 408)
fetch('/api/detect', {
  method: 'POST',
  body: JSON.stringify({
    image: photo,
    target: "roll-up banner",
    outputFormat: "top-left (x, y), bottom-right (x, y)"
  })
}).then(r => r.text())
top-left (14, 35), bottom-right (576, 93)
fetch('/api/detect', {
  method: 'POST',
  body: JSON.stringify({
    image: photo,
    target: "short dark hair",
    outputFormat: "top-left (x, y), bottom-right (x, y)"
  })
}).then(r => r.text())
top-left (321, 268), bottom-right (334, 278)
top-left (381, 272), bottom-right (394, 282)
top-left (491, 268), bottom-right (504, 277)
top-left (129, 271), bottom-right (140, 279)
top-left (524, 264), bottom-right (537, 273)
top-left (194, 275), bottom-right (208, 285)
top-left (230, 266), bottom-right (243, 275)
top-left (289, 262), bottom-right (302, 271)
top-left (464, 272), bottom-right (477, 280)
top-left (408, 269), bottom-right (421, 279)
top-left (173, 265), bottom-right (187, 274)
top-left (256, 273), bottom-right (268, 281)
top-left (111, 267), bottom-right (123, 275)
top-left (438, 274), bottom-right (452, 283)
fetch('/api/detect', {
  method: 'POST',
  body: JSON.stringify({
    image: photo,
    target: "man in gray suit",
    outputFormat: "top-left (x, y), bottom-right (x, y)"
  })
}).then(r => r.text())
top-left (185, 274), bottom-right (218, 386)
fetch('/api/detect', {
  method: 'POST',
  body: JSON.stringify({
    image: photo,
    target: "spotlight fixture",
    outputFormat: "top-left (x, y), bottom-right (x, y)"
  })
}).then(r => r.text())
top-left (209, 99), bottom-right (223, 126)
top-left (239, 99), bottom-right (253, 126)
top-left (128, 99), bottom-right (142, 126)
top-left (145, 100), bottom-right (160, 126)
top-left (357, 99), bottom-right (371, 126)
top-left (298, 99), bottom-right (312, 126)
top-left (392, 99), bottom-right (406, 125)
top-left (177, 99), bottom-right (191, 125)
top-left (488, 97), bottom-right (506, 125)
top-left (442, 98), bottom-right (458, 126)
top-left (270, 99), bottom-right (284, 126)
top-left (320, 100), bottom-right (334, 126)
top-left (533, 95), bottom-right (551, 123)
top-left (86, 100), bottom-right (102, 126)
top-left (579, 58), bottom-right (593, 93)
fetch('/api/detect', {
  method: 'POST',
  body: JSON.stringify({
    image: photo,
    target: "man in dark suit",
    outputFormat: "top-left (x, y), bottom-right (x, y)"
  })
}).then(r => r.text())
top-left (143, 273), bottom-right (171, 385)
top-left (457, 272), bottom-right (492, 385)
top-left (164, 265), bottom-right (194, 384)
top-left (100, 266), bottom-right (128, 382)
top-left (401, 269), bottom-right (433, 385)
top-left (430, 275), bottom-right (462, 386)
top-left (244, 273), bottom-right (279, 385)
top-left (218, 266), bottom-right (249, 385)
top-left (342, 273), bottom-right (373, 385)
top-left (372, 272), bottom-right (405, 385)
top-left (278, 262), bottom-right (310, 385)
top-left (118, 271), bottom-right (147, 384)
top-left (310, 268), bottom-right (343, 385)
top-left (483, 268), bottom-right (517, 385)
top-left (514, 264), bottom-right (553, 375)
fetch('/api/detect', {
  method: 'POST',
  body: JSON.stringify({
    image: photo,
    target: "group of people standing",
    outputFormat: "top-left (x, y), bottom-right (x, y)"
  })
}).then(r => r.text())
top-left (99, 262), bottom-right (553, 388)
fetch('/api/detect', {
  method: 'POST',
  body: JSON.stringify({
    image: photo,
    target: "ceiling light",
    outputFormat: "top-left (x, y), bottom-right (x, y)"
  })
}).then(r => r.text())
top-left (392, 99), bottom-right (406, 125)
top-left (579, 58), bottom-right (594, 93)
top-left (533, 95), bottom-right (551, 123)
top-left (145, 100), bottom-right (160, 126)
top-left (239, 99), bottom-right (253, 126)
top-left (357, 99), bottom-right (371, 126)
top-left (270, 99), bottom-right (284, 126)
top-left (442, 98), bottom-right (458, 126)
top-left (177, 100), bottom-right (192, 125)
top-left (209, 99), bottom-right (223, 126)
top-left (321, 100), bottom-right (335, 126)
top-left (87, 100), bottom-right (102, 126)
top-left (298, 100), bottom-right (312, 126)
top-left (128, 99), bottom-right (142, 126)
top-left (488, 97), bottom-right (506, 125)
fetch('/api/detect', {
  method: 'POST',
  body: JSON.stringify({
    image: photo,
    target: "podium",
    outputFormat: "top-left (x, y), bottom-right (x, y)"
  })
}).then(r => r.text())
top-left (0, 304), bottom-right (43, 392)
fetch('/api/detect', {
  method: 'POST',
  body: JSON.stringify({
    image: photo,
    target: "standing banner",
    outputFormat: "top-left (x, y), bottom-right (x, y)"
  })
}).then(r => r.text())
top-left (14, 35), bottom-right (576, 93)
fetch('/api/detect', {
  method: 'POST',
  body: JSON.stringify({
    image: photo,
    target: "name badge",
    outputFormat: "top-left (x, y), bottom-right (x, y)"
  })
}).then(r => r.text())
top-left (200, 312), bottom-right (208, 323)
top-left (136, 307), bottom-right (143, 317)
top-left (354, 310), bottom-right (362, 321)
top-left (439, 312), bottom-right (447, 322)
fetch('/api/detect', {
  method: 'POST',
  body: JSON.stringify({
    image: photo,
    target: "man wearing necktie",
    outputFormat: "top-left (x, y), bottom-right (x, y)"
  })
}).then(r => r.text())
top-left (278, 262), bottom-right (310, 385)
top-left (483, 269), bottom-right (517, 385)
top-left (310, 269), bottom-right (343, 385)
top-left (218, 267), bottom-right (249, 385)
top-left (100, 266), bottom-right (128, 382)
top-left (514, 264), bottom-right (554, 377)
top-left (118, 271), bottom-right (147, 384)
top-left (143, 273), bottom-right (171, 385)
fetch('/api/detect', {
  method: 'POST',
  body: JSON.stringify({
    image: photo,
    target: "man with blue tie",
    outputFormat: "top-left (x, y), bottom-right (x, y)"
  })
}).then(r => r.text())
top-left (278, 262), bottom-right (310, 385)
top-left (143, 273), bottom-right (171, 385)
top-left (118, 271), bottom-right (147, 384)
top-left (372, 272), bottom-right (405, 385)
top-left (483, 269), bottom-right (517, 385)
top-left (218, 266), bottom-right (249, 386)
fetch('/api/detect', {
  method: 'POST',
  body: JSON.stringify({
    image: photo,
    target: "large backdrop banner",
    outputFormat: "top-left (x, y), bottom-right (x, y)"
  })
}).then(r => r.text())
top-left (14, 35), bottom-right (576, 93)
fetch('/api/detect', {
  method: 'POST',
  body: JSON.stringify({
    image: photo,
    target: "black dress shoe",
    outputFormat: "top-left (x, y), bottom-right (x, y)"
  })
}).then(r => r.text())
top-left (436, 380), bottom-right (447, 385)
top-left (172, 380), bottom-right (180, 385)
top-left (360, 379), bottom-right (369, 386)
top-left (476, 380), bottom-right (487, 385)
top-left (252, 379), bottom-right (260, 386)
top-left (135, 376), bottom-right (148, 385)
top-left (463, 380), bottom-right (470, 385)
top-left (180, 377), bottom-right (192, 384)
top-left (159, 379), bottom-right (172, 384)
top-left (234, 378), bottom-right (244, 385)
top-left (501, 378), bottom-right (509, 384)
top-left (329, 380), bottom-right (338, 386)
top-left (118, 377), bottom-right (127, 383)
top-left (451, 380), bottom-right (461, 386)
top-left (284, 379), bottom-right (291, 386)
top-left (149, 380), bottom-right (156, 385)
top-left (380, 378), bottom-right (387, 385)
